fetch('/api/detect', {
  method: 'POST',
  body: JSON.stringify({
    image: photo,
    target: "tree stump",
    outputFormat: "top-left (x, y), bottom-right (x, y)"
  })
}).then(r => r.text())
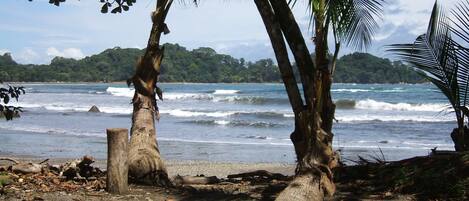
top-left (106, 128), bottom-right (129, 194)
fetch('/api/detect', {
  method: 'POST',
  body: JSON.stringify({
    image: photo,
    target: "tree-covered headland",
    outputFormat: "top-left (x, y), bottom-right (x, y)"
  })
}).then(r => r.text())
top-left (0, 43), bottom-right (423, 83)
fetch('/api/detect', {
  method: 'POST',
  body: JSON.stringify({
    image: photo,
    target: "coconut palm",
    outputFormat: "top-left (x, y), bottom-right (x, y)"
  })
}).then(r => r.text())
top-left (41, 0), bottom-right (179, 185)
top-left (255, 0), bottom-right (383, 200)
top-left (389, 0), bottom-right (469, 152)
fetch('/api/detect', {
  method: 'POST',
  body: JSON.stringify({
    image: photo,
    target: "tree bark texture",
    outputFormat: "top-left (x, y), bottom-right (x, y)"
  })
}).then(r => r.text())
top-left (255, 0), bottom-right (336, 200)
top-left (106, 128), bottom-right (129, 194)
top-left (128, 0), bottom-right (173, 186)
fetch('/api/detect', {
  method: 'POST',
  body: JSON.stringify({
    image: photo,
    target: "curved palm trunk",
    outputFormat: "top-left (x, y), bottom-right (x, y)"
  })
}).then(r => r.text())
top-left (255, 0), bottom-right (336, 200)
top-left (451, 110), bottom-right (469, 151)
top-left (128, 0), bottom-right (173, 185)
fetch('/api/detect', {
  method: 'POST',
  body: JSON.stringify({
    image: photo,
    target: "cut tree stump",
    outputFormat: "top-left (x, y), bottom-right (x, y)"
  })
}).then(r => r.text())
top-left (106, 128), bottom-right (129, 194)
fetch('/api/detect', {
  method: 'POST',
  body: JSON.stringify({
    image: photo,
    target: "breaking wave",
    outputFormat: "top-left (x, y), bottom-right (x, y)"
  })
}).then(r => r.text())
top-left (335, 99), bottom-right (447, 112)
top-left (180, 119), bottom-right (282, 128)
top-left (212, 89), bottom-right (240, 95)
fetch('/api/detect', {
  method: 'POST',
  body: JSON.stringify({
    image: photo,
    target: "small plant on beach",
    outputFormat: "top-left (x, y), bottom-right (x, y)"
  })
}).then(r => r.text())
top-left (389, 0), bottom-right (469, 151)
top-left (0, 83), bottom-right (24, 120)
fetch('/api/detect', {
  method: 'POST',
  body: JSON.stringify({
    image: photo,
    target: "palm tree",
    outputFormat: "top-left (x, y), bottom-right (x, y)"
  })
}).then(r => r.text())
top-left (389, 0), bottom-right (469, 152)
top-left (42, 0), bottom-right (177, 185)
top-left (255, 0), bottom-right (383, 200)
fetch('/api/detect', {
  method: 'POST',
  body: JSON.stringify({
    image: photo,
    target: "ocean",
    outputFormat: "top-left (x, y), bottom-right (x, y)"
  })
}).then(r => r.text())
top-left (0, 83), bottom-right (456, 164)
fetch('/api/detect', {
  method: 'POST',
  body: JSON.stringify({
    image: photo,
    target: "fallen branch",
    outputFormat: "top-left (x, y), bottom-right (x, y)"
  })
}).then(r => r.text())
top-left (39, 159), bottom-right (49, 165)
top-left (0, 158), bottom-right (19, 165)
top-left (60, 155), bottom-right (100, 180)
top-left (172, 175), bottom-right (220, 185)
top-left (431, 147), bottom-right (459, 156)
top-left (11, 163), bottom-right (43, 174)
top-left (228, 170), bottom-right (289, 181)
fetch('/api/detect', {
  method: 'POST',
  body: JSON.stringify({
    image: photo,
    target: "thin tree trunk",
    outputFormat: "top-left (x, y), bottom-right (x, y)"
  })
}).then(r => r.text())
top-left (128, 0), bottom-right (173, 186)
top-left (254, 0), bottom-right (303, 115)
top-left (268, 0), bottom-right (315, 110)
top-left (256, 0), bottom-right (336, 200)
top-left (314, 3), bottom-right (336, 147)
top-left (451, 111), bottom-right (468, 151)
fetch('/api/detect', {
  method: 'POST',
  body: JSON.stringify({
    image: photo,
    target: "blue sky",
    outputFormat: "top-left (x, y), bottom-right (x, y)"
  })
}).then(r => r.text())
top-left (0, 0), bottom-right (459, 64)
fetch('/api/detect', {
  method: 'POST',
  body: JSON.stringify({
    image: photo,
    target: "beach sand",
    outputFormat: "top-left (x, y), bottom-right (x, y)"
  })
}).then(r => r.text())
top-left (0, 155), bottom-right (296, 201)
top-left (0, 156), bottom-right (296, 178)
top-left (6, 153), bottom-right (467, 200)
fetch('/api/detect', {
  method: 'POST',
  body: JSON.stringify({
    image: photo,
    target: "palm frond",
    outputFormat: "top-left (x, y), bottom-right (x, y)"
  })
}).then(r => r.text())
top-left (388, 2), bottom-right (463, 111)
top-left (449, 0), bottom-right (469, 106)
top-left (328, 0), bottom-right (384, 50)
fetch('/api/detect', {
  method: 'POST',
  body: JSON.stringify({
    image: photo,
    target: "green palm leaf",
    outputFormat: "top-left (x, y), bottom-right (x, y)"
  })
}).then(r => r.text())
top-left (329, 0), bottom-right (384, 50)
top-left (389, 0), bottom-right (469, 120)
top-left (449, 0), bottom-right (469, 106)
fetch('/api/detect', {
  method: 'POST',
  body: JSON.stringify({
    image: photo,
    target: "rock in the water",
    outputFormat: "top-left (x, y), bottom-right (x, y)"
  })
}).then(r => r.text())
top-left (88, 105), bottom-right (100, 113)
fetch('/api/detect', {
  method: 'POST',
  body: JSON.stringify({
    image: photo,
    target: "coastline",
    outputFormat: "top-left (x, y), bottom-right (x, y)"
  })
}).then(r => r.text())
top-left (7, 81), bottom-right (432, 85)
top-left (0, 156), bottom-right (295, 178)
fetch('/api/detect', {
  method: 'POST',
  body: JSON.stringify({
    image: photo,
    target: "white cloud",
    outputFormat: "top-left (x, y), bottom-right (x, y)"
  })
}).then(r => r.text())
top-left (46, 47), bottom-right (85, 59)
top-left (377, 0), bottom-right (460, 41)
top-left (0, 49), bottom-right (10, 55)
top-left (15, 48), bottom-right (40, 64)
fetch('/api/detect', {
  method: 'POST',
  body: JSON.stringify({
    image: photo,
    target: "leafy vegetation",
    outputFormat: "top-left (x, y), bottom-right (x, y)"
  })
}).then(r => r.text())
top-left (0, 54), bottom-right (24, 120)
top-left (335, 53), bottom-right (424, 83)
top-left (0, 44), bottom-right (423, 84)
top-left (335, 152), bottom-right (469, 200)
top-left (389, 1), bottom-right (469, 151)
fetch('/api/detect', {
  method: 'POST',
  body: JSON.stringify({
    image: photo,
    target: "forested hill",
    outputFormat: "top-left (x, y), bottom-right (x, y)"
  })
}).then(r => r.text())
top-left (0, 43), bottom-right (424, 83)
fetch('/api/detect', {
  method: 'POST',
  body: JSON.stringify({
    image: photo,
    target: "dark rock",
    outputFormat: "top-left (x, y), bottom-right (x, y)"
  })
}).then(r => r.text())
top-left (88, 105), bottom-right (100, 113)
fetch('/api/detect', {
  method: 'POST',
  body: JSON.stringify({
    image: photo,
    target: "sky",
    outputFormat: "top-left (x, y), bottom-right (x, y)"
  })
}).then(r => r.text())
top-left (0, 0), bottom-right (460, 64)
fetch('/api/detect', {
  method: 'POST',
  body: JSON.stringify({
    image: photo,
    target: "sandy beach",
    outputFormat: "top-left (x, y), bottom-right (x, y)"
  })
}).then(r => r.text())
top-left (0, 156), bottom-right (296, 178)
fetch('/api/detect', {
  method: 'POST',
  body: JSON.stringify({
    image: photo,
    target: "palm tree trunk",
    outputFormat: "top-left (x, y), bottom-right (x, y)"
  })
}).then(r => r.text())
top-left (128, 0), bottom-right (173, 186)
top-left (314, 0), bottom-right (335, 147)
top-left (256, 1), bottom-right (336, 200)
top-left (451, 110), bottom-right (468, 151)
top-left (254, 0), bottom-right (303, 115)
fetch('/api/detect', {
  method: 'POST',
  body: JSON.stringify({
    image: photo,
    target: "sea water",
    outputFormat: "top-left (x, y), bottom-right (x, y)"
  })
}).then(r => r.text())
top-left (0, 83), bottom-right (455, 164)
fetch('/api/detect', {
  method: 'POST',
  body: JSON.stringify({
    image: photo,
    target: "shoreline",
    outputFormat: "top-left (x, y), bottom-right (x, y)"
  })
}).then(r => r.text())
top-left (0, 155), bottom-right (296, 178)
top-left (7, 81), bottom-right (432, 85)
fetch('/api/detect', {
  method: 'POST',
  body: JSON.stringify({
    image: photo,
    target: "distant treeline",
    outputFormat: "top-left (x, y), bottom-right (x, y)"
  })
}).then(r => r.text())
top-left (0, 43), bottom-right (424, 83)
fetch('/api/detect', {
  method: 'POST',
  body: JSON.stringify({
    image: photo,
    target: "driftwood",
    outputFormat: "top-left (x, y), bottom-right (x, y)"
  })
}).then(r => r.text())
top-left (0, 158), bottom-right (20, 164)
top-left (228, 170), bottom-right (289, 181)
top-left (173, 175), bottom-right (220, 186)
top-left (1, 158), bottom-right (47, 174)
top-left (11, 163), bottom-right (43, 174)
top-left (431, 147), bottom-right (459, 156)
top-left (60, 155), bottom-right (100, 180)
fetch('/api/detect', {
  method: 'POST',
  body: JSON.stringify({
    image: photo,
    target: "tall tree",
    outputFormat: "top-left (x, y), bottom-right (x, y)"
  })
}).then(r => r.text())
top-left (389, 0), bottom-right (469, 151)
top-left (126, 0), bottom-right (174, 185)
top-left (36, 0), bottom-right (177, 185)
top-left (255, 0), bottom-right (383, 200)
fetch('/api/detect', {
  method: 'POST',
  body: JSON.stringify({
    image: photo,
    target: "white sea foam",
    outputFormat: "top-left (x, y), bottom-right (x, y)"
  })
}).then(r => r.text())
top-left (283, 114), bottom-right (294, 118)
top-left (106, 87), bottom-right (134, 97)
top-left (161, 109), bottom-right (236, 118)
top-left (165, 93), bottom-right (212, 100)
top-left (0, 124), bottom-right (102, 137)
top-left (16, 102), bottom-right (132, 114)
top-left (355, 99), bottom-right (447, 112)
top-left (106, 87), bottom-right (213, 100)
top-left (332, 89), bottom-right (370, 93)
top-left (337, 114), bottom-right (453, 122)
top-left (158, 137), bottom-right (293, 146)
top-left (214, 120), bottom-right (230, 125)
top-left (213, 89), bottom-right (239, 95)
